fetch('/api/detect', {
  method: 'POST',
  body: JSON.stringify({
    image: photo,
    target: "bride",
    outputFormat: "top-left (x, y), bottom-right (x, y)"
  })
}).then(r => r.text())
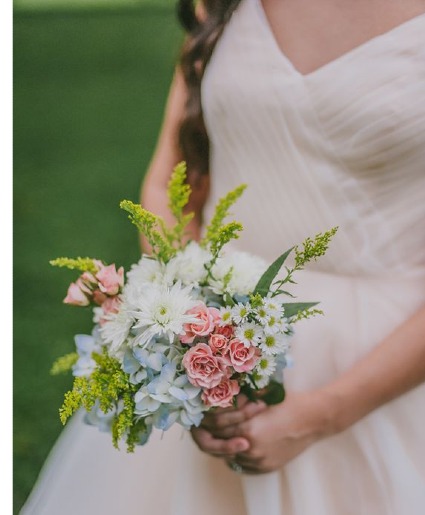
top-left (22, 0), bottom-right (425, 513)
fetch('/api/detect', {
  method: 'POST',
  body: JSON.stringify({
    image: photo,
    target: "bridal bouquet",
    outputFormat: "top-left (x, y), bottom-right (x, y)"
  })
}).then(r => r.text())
top-left (51, 162), bottom-right (337, 451)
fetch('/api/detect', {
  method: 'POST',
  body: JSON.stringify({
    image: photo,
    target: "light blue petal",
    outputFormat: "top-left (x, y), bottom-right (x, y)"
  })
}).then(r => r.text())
top-left (122, 350), bottom-right (142, 374)
top-left (182, 384), bottom-right (201, 400)
top-left (133, 347), bottom-right (148, 365)
top-left (169, 386), bottom-right (188, 401)
top-left (173, 375), bottom-right (189, 388)
top-left (147, 352), bottom-right (163, 372)
top-left (74, 334), bottom-right (95, 355)
top-left (150, 393), bottom-right (172, 403)
top-left (160, 362), bottom-right (176, 383)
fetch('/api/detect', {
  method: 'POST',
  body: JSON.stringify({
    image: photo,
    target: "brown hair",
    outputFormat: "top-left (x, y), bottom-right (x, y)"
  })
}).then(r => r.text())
top-left (177, 0), bottom-right (242, 176)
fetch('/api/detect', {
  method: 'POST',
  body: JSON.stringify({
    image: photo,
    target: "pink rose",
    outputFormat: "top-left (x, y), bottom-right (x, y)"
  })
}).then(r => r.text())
top-left (96, 264), bottom-right (124, 296)
top-left (228, 338), bottom-right (259, 373)
top-left (208, 334), bottom-right (230, 357)
top-left (182, 343), bottom-right (228, 388)
top-left (64, 282), bottom-right (90, 306)
top-left (201, 379), bottom-right (240, 408)
top-left (208, 307), bottom-right (221, 324)
top-left (214, 325), bottom-right (235, 339)
top-left (181, 303), bottom-right (217, 344)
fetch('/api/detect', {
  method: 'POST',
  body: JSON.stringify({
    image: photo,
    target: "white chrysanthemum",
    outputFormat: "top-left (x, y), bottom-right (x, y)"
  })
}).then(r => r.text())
top-left (235, 321), bottom-right (263, 347)
top-left (99, 305), bottom-right (134, 356)
top-left (259, 333), bottom-right (289, 356)
top-left (210, 251), bottom-right (267, 296)
top-left (126, 255), bottom-right (167, 286)
top-left (231, 302), bottom-right (251, 324)
top-left (164, 241), bottom-right (212, 286)
top-left (131, 282), bottom-right (198, 347)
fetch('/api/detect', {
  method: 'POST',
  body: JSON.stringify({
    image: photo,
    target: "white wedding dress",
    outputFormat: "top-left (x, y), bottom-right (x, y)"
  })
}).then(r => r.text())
top-left (21, 0), bottom-right (425, 513)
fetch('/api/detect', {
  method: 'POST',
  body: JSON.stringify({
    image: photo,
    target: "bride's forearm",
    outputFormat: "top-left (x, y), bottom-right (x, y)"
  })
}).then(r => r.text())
top-left (320, 304), bottom-right (425, 434)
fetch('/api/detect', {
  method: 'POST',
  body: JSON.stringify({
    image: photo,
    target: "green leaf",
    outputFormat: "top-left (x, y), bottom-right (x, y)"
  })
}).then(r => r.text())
top-left (253, 247), bottom-right (293, 297)
top-left (240, 379), bottom-right (286, 405)
top-left (282, 301), bottom-right (319, 318)
top-left (240, 383), bottom-right (259, 403)
top-left (259, 380), bottom-right (286, 405)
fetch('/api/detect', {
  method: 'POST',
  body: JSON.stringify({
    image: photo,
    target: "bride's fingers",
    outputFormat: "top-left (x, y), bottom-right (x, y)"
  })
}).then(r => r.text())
top-left (232, 454), bottom-right (262, 468)
top-left (201, 400), bottom-right (267, 432)
top-left (201, 424), bottom-right (239, 439)
top-left (201, 394), bottom-right (250, 422)
top-left (191, 426), bottom-right (250, 458)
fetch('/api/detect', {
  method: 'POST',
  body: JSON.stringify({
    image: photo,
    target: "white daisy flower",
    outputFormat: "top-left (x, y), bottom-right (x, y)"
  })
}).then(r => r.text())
top-left (231, 302), bottom-right (251, 324)
top-left (255, 355), bottom-right (277, 378)
top-left (218, 306), bottom-right (233, 326)
top-left (263, 315), bottom-right (285, 335)
top-left (259, 333), bottom-right (289, 356)
top-left (263, 298), bottom-right (285, 319)
top-left (131, 282), bottom-right (198, 347)
top-left (253, 303), bottom-right (270, 325)
top-left (248, 371), bottom-right (270, 389)
top-left (235, 322), bottom-right (263, 347)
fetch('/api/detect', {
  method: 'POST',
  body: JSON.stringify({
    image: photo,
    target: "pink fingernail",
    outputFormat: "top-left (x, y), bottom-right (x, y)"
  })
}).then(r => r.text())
top-left (237, 441), bottom-right (249, 452)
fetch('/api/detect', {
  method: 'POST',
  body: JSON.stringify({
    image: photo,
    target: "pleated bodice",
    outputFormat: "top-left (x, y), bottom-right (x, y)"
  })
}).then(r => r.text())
top-left (202, 0), bottom-right (425, 279)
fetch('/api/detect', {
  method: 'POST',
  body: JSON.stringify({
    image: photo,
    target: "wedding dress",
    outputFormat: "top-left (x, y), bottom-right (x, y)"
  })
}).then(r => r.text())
top-left (21, 0), bottom-right (425, 513)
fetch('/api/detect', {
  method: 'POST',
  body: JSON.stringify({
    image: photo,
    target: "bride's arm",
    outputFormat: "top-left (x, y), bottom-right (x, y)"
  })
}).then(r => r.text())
top-left (142, 64), bottom-right (265, 453)
top-left (321, 304), bottom-right (425, 431)
top-left (192, 304), bottom-right (425, 473)
top-left (140, 68), bottom-right (209, 250)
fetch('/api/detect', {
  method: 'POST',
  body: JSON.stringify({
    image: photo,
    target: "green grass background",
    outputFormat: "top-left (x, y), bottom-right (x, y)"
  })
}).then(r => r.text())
top-left (14, 4), bottom-right (182, 512)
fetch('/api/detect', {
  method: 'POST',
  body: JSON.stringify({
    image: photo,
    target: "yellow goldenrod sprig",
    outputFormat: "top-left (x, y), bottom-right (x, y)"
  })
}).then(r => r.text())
top-left (201, 184), bottom-right (247, 248)
top-left (294, 227), bottom-right (339, 270)
top-left (120, 200), bottom-right (175, 262)
top-left (50, 352), bottom-right (79, 375)
top-left (166, 161), bottom-right (195, 245)
top-left (49, 257), bottom-right (99, 274)
top-left (291, 308), bottom-right (324, 323)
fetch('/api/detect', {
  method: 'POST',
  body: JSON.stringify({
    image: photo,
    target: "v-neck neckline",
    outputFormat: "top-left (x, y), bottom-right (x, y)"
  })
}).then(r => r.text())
top-left (252, 0), bottom-right (425, 79)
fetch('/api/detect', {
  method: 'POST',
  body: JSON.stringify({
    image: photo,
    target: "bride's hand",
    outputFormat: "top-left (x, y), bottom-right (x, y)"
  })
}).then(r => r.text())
top-left (192, 390), bottom-right (338, 473)
top-left (190, 395), bottom-right (267, 458)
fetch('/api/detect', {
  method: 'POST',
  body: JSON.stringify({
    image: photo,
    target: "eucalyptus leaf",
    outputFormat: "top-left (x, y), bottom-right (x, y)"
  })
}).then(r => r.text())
top-left (240, 380), bottom-right (286, 405)
top-left (253, 247), bottom-right (294, 297)
top-left (282, 302), bottom-right (319, 318)
top-left (259, 380), bottom-right (286, 405)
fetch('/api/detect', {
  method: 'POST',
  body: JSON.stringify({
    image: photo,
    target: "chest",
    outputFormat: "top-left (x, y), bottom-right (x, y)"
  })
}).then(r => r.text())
top-left (202, 0), bottom-right (425, 178)
top-left (259, 0), bottom-right (425, 75)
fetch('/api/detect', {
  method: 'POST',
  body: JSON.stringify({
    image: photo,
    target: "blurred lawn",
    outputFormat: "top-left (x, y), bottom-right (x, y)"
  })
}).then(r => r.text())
top-left (14, 5), bottom-right (182, 512)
